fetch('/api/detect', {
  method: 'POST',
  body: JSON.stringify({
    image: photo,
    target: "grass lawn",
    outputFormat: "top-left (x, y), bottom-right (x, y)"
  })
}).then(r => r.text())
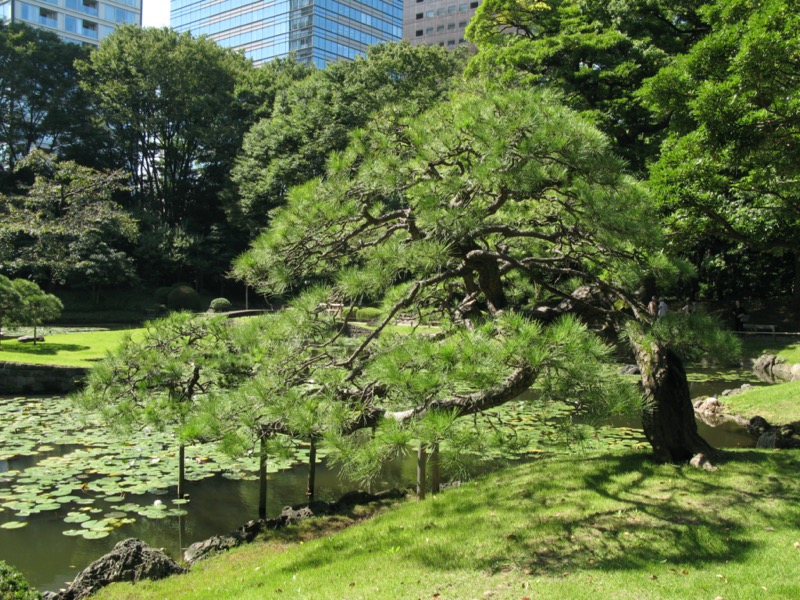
top-left (0, 328), bottom-right (142, 367)
top-left (97, 449), bottom-right (800, 600)
top-left (741, 338), bottom-right (800, 364)
top-left (722, 381), bottom-right (800, 424)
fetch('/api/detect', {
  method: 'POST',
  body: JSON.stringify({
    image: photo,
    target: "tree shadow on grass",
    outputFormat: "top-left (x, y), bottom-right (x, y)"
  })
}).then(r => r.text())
top-left (0, 343), bottom-right (90, 357)
top-left (272, 450), bottom-right (800, 580)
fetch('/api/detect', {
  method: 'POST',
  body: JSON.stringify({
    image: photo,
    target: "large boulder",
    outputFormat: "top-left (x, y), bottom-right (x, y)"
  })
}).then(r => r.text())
top-left (45, 539), bottom-right (185, 600)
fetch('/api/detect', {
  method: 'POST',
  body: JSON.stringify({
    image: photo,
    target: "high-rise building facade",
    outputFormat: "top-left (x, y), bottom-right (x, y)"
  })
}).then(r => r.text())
top-left (171, 0), bottom-right (403, 68)
top-left (404, 0), bottom-right (480, 48)
top-left (0, 0), bottom-right (142, 45)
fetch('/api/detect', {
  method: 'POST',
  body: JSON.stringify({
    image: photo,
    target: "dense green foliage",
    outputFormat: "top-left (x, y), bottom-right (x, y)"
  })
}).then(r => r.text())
top-left (0, 151), bottom-right (137, 291)
top-left (643, 0), bottom-right (800, 300)
top-left (0, 560), bottom-right (40, 600)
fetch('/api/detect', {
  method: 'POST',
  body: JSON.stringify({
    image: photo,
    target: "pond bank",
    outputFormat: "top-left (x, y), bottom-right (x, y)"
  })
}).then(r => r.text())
top-left (0, 361), bottom-right (87, 394)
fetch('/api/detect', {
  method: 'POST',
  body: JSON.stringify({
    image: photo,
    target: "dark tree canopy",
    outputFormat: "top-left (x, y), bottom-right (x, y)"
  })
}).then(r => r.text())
top-left (466, 0), bottom-right (709, 171)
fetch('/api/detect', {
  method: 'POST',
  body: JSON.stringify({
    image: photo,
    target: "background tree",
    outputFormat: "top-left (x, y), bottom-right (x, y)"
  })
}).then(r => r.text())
top-left (77, 27), bottom-right (257, 284)
top-left (0, 23), bottom-right (97, 184)
top-left (232, 41), bottom-right (465, 232)
top-left (10, 278), bottom-right (62, 342)
top-left (641, 0), bottom-right (800, 303)
top-left (0, 274), bottom-right (21, 343)
top-left (0, 151), bottom-right (138, 293)
top-left (234, 87), bottom-right (723, 466)
top-left (466, 0), bottom-right (708, 171)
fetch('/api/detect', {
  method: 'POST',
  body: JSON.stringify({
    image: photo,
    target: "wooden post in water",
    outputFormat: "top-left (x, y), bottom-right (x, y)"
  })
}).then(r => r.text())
top-left (430, 443), bottom-right (440, 495)
top-left (258, 436), bottom-right (268, 519)
top-left (306, 437), bottom-right (317, 502)
top-left (417, 444), bottom-right (427, 500)
top-left (177, 443), bottom-right (185, 498)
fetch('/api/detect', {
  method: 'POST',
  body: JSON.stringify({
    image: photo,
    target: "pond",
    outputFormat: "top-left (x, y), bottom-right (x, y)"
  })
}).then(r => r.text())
top-left (0, 369), bottom-right (761, 593)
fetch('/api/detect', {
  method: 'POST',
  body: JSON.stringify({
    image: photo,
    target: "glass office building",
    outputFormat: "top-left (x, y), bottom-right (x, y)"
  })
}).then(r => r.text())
top-left (171, 0), bottom-right (402, 68)
top-left (0, 0), bottom-right (142, 45)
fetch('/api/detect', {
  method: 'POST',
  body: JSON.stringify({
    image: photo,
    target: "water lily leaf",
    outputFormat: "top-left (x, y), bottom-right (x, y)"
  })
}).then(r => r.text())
top-left (82, 530), bottom-right (110, 539)
top-left (64, 512), bottom-right (91, 524)
top-left (1, 521), bottom-right (27, 529)
top-left (62, 529), bottom-right (84, 536)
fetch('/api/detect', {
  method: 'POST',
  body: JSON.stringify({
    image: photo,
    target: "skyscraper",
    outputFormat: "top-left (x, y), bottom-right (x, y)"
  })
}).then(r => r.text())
top-left (0, 1), bottom-right (142, 45)
top-left (171, 0), bottom-right (403, 68)
top-left (404, 0), bottom-right (480, 48)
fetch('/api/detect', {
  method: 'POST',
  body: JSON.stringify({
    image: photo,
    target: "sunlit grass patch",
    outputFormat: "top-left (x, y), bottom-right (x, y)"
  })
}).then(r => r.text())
top-left (97, 449), bottom-right (800, 600)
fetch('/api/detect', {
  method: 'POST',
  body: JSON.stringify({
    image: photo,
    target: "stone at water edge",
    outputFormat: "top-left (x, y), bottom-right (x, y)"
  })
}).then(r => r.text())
top-left (43, 538), bottom-right (186, 600)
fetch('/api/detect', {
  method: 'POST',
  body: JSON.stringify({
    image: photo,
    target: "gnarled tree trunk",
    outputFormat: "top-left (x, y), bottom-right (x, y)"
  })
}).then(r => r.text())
top-left (632, 341), bottom-right (715, 463)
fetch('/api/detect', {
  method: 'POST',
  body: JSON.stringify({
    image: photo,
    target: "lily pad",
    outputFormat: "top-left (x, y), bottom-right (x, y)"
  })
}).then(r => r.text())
top-left (1, 521), bottom-right (28, 529)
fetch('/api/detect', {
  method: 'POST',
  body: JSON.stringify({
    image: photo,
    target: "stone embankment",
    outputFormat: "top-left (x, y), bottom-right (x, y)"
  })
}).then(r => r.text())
top-left (0, 361), bottom-right (88, 394)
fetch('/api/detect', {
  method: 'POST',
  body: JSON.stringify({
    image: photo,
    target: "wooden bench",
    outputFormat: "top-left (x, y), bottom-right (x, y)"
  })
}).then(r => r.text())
top-left (743, 323), bottom-right (776, 338)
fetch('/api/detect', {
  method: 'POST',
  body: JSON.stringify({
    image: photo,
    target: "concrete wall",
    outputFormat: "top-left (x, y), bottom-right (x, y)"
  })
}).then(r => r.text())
top-left (0, 361), bottom-right (88, 395)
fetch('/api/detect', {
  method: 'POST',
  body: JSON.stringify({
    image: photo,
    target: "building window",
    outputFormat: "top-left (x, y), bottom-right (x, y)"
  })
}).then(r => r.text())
top-left (459, 3), bottom-right (467, 10)
top-left (436, 24), bottom-right (444, 32)
top-left (470, 1), bottom-right (479, 7)
top-left (448, 5), bottom-right (456, 13)
top-left (426, 10), bottom-right (434, 17)
top-left (416, 12), bottom-right (423, 19)
top-left (426, 27), bottom-right (433, 34)
top-left (459, 21), bottom-right (467, 28)
top-left (415, 29), bottom-right (423, 36)
top-left (447, 40), bottom-right (455, 46)
top-left (39, 8), bottom-right (58, 28)
top-left (447, 23), bottom-right (455, 30)
top-left (82, 19), bottom-right (98, 38)
top-left (436, 7), bottom-right (445, 16)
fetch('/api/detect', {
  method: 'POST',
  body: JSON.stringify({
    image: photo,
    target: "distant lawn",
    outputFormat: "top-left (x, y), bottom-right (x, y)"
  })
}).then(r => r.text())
top-left (723, 380), bottom-right (800, 424)
top-left (0, 328), bottom-right (142, 367)
top-left (97, 449), bottom-right (800, 600)
top-left (741, 337), bottom-right (800, 364)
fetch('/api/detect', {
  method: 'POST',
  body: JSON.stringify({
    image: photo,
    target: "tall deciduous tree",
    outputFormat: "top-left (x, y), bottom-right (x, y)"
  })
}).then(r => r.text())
top-left (642, 0), bottom-right (800, 302)
top-left (234, 87), bottom-right (724, 465)
top-left (0, 151), bottom-right (138, 293)
top-left (232, 41), bottom-right (464, 232)
top-left (0, 23), bottom-right (96, 182)
top-left (78, 26), bottom-right (254, 229)
top-left (466, 0), bottom-right (708, 171)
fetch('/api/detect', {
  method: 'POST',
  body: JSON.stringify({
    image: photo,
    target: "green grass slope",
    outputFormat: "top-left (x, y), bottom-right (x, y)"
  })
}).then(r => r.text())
top-left (98, 450), bottom-right (800, 600)
top-left (0, 329), bottom-right (142, 367)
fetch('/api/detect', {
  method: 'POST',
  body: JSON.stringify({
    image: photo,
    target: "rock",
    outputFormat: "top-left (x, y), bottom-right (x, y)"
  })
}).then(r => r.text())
top-left (17, 335), bottom-right (44, 343)
top-left (50, 539), bottom-right (185, 600)
top-left (184, 488), bottom-right (406, 564)
top-left (689, 453), bottom-right (716, 471)
top-left (747, 416), bottom-right (771, 438)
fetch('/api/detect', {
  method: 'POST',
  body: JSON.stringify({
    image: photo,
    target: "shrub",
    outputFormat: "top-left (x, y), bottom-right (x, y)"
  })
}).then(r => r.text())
top-left (166, 285), bottom-right (201, 312)
top-left (356, 307), bottom-right (382, 322)
top-left (0, 561), bottom-right (41, 600)
top-left (154, 287), bottom-right (173, 305)
top-left (209, 297), bottom-right (233, 313)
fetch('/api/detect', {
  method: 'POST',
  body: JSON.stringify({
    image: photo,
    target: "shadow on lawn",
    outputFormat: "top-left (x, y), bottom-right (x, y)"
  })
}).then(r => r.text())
top-left (277, 450), bottom-right (800, 578)
top-left (0, 343), bottom-right (90, 356)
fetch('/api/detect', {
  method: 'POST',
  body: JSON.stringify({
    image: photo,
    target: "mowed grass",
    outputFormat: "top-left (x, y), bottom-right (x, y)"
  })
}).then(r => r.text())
top-left (0, 328), bottom-right (142, 367)
top-left (97, 449), bottom-right (800, 600)
top-left (723, 381), bottom-right (800, 424)
top-left (741, 338), bottom-right (800, 364)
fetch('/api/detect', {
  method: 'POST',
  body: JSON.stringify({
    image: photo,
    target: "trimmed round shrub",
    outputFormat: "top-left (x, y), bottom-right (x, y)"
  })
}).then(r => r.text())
top-left (166, 285), bottom-right (201, 311)
top-left (154, 287), bottom-right (173, 305)
top-left (0, 560), bottom-right (41, 600)
top-left (209, 297), bottom-right (233, 313)
top-left (356, 307), bottom-right (382, 322)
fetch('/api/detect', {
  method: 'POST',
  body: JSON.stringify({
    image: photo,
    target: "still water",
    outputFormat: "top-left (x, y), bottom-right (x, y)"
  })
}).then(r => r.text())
top-left (1, 372), bottom-right (760, 593)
